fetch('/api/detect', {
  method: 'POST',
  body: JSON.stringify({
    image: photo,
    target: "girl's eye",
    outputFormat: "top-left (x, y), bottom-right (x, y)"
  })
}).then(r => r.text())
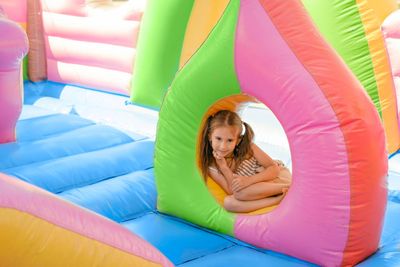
top-left (228, 139), bottom-right (233, 142)
top-left (216, 137), bottom-right (222, 141)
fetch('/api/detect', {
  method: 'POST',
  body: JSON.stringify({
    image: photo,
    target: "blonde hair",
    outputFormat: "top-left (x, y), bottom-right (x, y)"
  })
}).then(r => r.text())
top-left (199, 110), bottom-right (254, 180)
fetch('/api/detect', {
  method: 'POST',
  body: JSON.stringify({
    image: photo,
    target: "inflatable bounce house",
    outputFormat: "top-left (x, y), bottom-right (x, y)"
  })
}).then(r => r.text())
top-left (0, 0), bottom-right (399, 266)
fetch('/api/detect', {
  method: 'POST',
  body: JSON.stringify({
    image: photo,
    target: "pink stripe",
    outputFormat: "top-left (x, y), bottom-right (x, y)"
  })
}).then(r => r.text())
top-left (42, 12), bottom-right (140, 47)
top-left (0, 71), bottom-right (22, 143)
top-left (40, 0), bottom-right (86, 17)
top-left (45, 36), bottom-right (135, 73)
top-left (0, 16), bottom-right (27, 143)
top-left (0, 173), bottom-right (172, 266)
top-left (234, 1), bottom-right (349, 265)
top-left (47, 59), bottom-right (131, 95)
top-left (0, 0), bottom-right (27, 22)
top-left (41, 0), bottom-right (145, 20)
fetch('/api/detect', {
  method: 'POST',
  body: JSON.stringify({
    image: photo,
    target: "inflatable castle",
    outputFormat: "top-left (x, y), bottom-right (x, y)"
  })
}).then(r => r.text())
top-left (0, 0), bottom-right (399, 266)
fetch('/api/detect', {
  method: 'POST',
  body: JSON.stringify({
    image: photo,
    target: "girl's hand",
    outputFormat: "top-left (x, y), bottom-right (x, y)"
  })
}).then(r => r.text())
top-left (232, 175), bottom-right (250, 192)
top-left (213, 151), bottom-right (228, 169)
top-left (212, 150), bottom-right (223, 160)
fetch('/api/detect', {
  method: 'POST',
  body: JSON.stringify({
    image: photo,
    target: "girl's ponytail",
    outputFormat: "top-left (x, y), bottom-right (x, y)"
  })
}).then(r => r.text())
top-left (199, 115), bottom-right (214, 180)
top-left (234, 122), bottom-right (254, 166)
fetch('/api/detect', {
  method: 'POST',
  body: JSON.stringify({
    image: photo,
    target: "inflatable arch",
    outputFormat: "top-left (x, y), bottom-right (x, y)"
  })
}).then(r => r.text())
top-left (155, 1), bottom-right (387, 266)
top-left (133, 0), bottom-right (400, 154)
top-left (302, 0), bottom-right (400, 154)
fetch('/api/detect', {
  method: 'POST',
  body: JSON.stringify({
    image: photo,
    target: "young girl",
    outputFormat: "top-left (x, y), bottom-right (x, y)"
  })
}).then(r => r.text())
top-left (200, 110), bottom-right (291, 213)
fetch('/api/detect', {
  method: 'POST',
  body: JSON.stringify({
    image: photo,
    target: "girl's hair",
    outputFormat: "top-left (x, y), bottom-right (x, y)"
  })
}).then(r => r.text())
top-left (199, 110), bottom-right (254, 180)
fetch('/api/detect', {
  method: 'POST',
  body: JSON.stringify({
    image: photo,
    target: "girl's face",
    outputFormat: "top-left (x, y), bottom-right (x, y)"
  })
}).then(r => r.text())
top-left (209, 125), bottom-right (240, 158)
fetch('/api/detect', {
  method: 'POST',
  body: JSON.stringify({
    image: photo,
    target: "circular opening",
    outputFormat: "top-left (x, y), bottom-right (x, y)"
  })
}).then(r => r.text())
top-left (198, 96), bottom-right (292, 215)
top-left (241, 102), bottom-right (291, 172)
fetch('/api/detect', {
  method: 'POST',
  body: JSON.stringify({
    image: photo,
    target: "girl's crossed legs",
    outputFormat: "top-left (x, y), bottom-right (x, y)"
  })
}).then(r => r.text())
top-left (224, 167), bottom-right (291, 213)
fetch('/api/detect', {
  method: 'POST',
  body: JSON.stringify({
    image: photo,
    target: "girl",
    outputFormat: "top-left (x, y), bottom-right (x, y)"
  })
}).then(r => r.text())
top-left (200, 110), bottom-right (291, 213)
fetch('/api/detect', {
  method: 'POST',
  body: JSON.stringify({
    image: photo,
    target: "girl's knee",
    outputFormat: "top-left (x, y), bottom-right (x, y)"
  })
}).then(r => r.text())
top-left (279, 167), bottom-right (292, 177)
top-left (233, 190), bottom-right (248, 201)
top-left (223, 196), bottom-right (239, 212)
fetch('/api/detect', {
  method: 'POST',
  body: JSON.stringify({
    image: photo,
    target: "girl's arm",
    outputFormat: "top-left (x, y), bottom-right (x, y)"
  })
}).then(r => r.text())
top-left (252, 143), bottom-right (278, 169)
top-left (212, 151), bottom-right (236, 193)
top-left (209, 167), bottom-right (233, 195)
top-left (232, 144), bottom-right (280, 192)
top-left (218, 163), bottom-right (235, 189)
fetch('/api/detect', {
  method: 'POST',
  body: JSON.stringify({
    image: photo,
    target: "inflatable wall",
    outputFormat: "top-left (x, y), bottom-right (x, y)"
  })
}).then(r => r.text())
top-left (38, 0), bottom-right (145, 95)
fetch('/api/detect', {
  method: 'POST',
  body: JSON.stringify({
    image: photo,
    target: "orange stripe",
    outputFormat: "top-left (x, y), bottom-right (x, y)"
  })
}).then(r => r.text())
top-left (179, 0), bottom-right (230, 68)
top-left (356, 0), bottom-right (400, 154)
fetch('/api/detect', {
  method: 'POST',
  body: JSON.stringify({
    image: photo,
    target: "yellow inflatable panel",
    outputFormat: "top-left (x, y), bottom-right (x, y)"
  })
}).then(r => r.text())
top-left (0, 209), bottom-right (162, 267)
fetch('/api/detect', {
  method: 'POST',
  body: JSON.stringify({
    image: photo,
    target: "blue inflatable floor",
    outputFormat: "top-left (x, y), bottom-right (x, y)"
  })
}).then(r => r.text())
top-left (1, 81), bottom-right (399, 266)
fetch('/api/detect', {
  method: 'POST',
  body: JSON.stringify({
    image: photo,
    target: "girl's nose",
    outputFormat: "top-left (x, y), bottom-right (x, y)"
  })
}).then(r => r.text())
top-left (220, 142), bottom-right (227, 149)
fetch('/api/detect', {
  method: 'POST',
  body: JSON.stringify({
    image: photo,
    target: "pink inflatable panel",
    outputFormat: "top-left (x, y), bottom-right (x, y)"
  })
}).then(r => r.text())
top-left (47, 59), bottom-right (132, 95)
top-left (0, 15), bottom-right (28, 143)
top-left (42, 12), bottom-right (141, 47)
top-left (0, 0), bottom-right (26, 23)
top-left (45, 36), bottom-right (135, 72)
top-left (41, 0), bottom-right (144, 20)
top-left (41, 0), bottom-right (144, 95)
top-left (40, 0), bottom-right (86, 16)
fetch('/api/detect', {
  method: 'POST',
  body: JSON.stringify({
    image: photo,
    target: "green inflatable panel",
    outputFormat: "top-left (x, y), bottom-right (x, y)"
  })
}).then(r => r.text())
top-left (130, 0), bottom-right (195, 109)
top-left (155, 0), bottom-right (241, 235)
top-left (23, 57), bottom-right (28, 80)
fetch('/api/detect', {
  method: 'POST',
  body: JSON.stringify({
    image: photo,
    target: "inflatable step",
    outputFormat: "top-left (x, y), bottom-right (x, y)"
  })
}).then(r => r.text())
top-left (3, 140), bottom-right (154, 193)
top-left (17, 113), bottom-right (95, 142)
top-left (60, 169), bottom-right (157, 222)
top-left (179, 245), bottom-right (315, 267)
top-left (122, 213), bottom-right (234, 265)
top-left (0, 124), bottom-right (134, 170)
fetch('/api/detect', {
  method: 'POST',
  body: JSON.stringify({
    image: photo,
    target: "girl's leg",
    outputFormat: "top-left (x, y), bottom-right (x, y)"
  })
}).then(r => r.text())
top-left (272, 166), bottom-right (292, 184)
top-left (234, 182), bottom-right (288, 201)
top-left (224, 194), bottom-right (285, 213)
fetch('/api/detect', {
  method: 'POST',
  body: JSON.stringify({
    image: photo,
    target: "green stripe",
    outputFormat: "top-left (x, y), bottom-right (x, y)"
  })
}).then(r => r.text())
top-left (302, 0), bottom-right (382, 116)
top-left (130, 0), bottom-right (195, 109)
top-left (23, 57), bottom-right (28, 81)
top-left (155, 0), bottom-right (241, 235)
